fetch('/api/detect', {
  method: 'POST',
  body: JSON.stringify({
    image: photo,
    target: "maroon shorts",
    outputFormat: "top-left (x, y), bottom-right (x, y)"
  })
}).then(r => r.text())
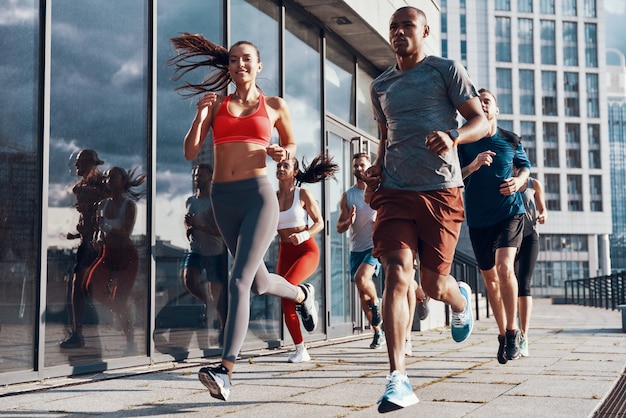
top-left (370, 186), bottom-right (465, 275)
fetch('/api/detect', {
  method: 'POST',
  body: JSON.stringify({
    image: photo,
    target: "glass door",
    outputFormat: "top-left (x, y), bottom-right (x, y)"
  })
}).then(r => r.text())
top-left (325, 117), bottom-right (379, 338)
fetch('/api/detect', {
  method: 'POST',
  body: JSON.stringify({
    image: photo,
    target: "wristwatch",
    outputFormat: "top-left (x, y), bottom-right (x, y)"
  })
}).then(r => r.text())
top-left (446, 128), bottom-right (460, 147)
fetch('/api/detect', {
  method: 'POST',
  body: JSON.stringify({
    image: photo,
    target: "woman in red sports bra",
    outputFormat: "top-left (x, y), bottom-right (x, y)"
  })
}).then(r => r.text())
top-left (169, 33), bottom-right (319, 402)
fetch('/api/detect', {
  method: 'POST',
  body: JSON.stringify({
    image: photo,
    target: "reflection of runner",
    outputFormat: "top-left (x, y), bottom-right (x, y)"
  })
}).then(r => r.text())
top-left (169, 34), bottom-right (318, 401)
top-left (61, 149), bottom-right (108, 349)
top-left (276, 154), bottom-right (338, 363)
top-left (85, 166), bottom-right (146, 356)
top-left (183, 164), bottom-right (228, 347)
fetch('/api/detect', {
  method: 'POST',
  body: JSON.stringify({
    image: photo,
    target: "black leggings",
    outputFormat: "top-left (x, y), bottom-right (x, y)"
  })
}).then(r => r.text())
top-left (211, 176), bottom-right (299, 363)
top-left (515, 231), bottom-right (538, 297)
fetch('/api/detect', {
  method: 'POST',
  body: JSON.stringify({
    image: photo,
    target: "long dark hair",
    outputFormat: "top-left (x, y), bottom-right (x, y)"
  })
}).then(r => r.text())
top-left (167, 33), bottom-right (260, 97)
top-left (107, 167), bottom-right (147, 202)
top-left (294, 153), bottom-right (339, 186)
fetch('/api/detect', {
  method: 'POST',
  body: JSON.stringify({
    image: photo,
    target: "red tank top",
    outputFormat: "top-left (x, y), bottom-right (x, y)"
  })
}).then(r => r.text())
top-left (212, 94), bottom-right (272, 147)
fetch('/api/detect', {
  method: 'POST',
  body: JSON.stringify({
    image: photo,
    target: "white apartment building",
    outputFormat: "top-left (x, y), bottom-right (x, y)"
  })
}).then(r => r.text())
top-left (443, 0), bottom-right (612, 292)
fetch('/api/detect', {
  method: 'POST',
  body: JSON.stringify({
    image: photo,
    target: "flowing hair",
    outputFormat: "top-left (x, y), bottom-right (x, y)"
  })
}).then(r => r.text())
top-left (167, 33), bottom-right (260, 97)
top-left (294, 153), bottom-right (339, 186)
top-left (107, 167), bottom-right (147, 202)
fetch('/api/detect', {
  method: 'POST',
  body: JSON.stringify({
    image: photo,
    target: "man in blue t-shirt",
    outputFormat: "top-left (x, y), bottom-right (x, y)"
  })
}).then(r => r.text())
top-left (458, 88), bottom-right (531, 365)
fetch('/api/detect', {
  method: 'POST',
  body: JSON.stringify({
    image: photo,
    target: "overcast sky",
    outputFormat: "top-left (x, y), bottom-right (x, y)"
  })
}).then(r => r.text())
top-left (605, 0), bottom-right (626, 64)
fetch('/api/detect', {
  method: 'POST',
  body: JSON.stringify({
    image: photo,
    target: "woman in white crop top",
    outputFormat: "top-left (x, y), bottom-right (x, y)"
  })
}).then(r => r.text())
top-left (85, 166), bottom-right (146, 356)
top-left (276, 153), bottom-right (338, 363)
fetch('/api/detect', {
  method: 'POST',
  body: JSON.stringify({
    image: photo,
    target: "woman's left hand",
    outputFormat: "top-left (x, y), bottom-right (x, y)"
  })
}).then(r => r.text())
top-left (267, 144), bottom-right (289, 162)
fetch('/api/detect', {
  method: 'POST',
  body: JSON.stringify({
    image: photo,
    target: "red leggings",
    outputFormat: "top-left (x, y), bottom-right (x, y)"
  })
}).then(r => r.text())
top-left (277, 238), bottom-right (319, 345)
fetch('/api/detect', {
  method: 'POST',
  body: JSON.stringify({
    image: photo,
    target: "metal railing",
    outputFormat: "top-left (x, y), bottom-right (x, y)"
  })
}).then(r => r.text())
top-left (564, 271), bottom-right (626, 310)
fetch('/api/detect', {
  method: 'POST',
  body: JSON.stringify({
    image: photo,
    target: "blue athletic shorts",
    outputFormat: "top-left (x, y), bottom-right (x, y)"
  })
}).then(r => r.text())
top-left (350, 249), bottom-right (381, 282)
top-left (183, 252), bottom-right (228, 283)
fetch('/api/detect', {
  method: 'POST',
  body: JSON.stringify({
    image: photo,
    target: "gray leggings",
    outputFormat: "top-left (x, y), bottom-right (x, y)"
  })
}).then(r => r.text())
top-left (211, 176), bottom-right (299, 363)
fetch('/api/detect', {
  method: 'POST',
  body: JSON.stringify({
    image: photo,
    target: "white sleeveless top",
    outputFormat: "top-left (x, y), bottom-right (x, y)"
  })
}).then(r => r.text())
top-left (277, 187), bottom-right (308, 230)
top-left (345, 185), bottom-right (376, 252)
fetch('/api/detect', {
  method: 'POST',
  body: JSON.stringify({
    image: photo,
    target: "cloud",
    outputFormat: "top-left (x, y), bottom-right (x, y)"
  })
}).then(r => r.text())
top-left (606, 0), bottom-right (626, 15)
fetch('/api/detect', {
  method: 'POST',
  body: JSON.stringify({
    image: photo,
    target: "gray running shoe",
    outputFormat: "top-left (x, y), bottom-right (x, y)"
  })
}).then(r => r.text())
top-left (370, 303), bottom-right (382, 327)
top-left (505, 329), bottom-right (521, 360)
top-left (198, 364), bottom-right (232, 401)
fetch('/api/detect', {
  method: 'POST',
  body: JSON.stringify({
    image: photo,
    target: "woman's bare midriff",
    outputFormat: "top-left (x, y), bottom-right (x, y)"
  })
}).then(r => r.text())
top-left (212, 142), bottom-right (269, 182)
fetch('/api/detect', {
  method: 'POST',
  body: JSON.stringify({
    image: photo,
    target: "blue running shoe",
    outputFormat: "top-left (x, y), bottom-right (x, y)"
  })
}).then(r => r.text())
top-left (377, 370), bottom-right (419, 413)
top-left (451, 281), bottom-right (474, 343)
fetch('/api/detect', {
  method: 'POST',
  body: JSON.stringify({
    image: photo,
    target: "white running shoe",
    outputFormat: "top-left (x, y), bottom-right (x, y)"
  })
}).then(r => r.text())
top-left (288, 345), bottom-right (311, 363)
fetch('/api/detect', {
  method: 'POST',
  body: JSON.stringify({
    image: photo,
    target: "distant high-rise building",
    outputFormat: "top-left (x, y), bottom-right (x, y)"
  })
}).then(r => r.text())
top-left (606, 50), bottom-right (626, 272)
top-left (443, 0), bottom-right (612, 290)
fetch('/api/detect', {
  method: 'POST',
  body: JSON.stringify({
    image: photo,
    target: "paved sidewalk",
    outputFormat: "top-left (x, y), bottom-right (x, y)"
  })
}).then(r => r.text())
top-left (1, 298), bottom-right (625, 417)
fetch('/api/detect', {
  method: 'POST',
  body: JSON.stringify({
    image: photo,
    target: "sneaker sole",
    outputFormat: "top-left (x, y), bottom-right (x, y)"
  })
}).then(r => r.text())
top-left (198, 370), bottom-right (229, 401)
top-left (378, 395), bottom-right (419, 413)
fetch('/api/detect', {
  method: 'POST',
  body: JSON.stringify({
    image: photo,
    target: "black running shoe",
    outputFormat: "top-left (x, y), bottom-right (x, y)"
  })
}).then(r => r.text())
top-left (370, 303), bottom-right (382, 328)
top-left (505, 329), bottom-right (521, 360)
top-left (497, 334), bottom-right (508, 364)
top-left (198, 364), bottom-right (232, 401)
top-left (298, 283), bottom-right (318, 332)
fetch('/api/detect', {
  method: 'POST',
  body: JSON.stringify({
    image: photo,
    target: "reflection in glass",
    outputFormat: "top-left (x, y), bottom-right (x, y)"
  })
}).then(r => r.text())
top-left (285, 8), bottom-right (324, 337)
top-left (46, 0), bottom-right (149, 366)
top-left (0, 0), bottom-right (40, 373)
top-left (357, 66), bottom-right (378, 137)
top-left (154, 0), bottom-right (223, 358)
top-left (326, 38), bottom-right (355, 123)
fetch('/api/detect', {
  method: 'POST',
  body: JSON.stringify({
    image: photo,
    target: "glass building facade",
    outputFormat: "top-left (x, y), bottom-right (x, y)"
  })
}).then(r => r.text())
top-left (0, 0), bottom-right (400, 384)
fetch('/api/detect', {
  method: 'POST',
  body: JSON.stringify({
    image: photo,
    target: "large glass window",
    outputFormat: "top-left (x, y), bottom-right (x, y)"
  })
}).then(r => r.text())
top-left (589, 175), bottom-right (603, 211)
top-left (495, 0), bottom-right (511, 11)
top-left (357, 65), bottom-right (377, 137)
top-left (0, 0), bottom-right (41, 374)
top-left (326, 38), bottom-right (355, 124)
top-left (519, 70), bottom-right (535, 115)
top-left (567, 175), bottom-right (583, 211)
top-left (588, 124), bottom-right (601, 168)
top-left (496, 17), bottom-right (511, 62)
top-left (46, 0), bottom-right (149, 367)
top-left (564, 72), bottom-right (579, 117)
top-left (565, 123), bottom-right (581, 168)
top-left (563, 0), bottom-right (577, 16)
top-left (543, 122), bottom-right (559, 167)
top-left (540, 0), bottom-right (555, 14)
top-left (520, 121), bottom-right (537, 166)
top-left (154, 0), bottom-right (223, 359)
top-left (544, 173), bottom-right (561, 211)
top-left (562, 22), bottom-right (578, 66)
top-left (585, 23), bottom-right (598, 67)
top-left (519, 0), bottom-right (533, 13)
top-left (586, 73), bottom-right (599, 118)
top-left (540, 20), bottom-right (556, 65)
top-left (231, 0), bottom-right (283, 346)
top-left (496, 68), bottom-right (513, 114)
top-left (518, 19), bottom-right (534, 63)
top-left (541, 71), bottom-right (557, 115)
top-left (584, 0), bottom-right (597, 17)
top-left (285, 7), bottom-right (324, 338)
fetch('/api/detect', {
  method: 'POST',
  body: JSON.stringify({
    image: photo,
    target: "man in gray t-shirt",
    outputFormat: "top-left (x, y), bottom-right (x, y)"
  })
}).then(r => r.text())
top-left (364, 6), bottom-right (489, 414)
